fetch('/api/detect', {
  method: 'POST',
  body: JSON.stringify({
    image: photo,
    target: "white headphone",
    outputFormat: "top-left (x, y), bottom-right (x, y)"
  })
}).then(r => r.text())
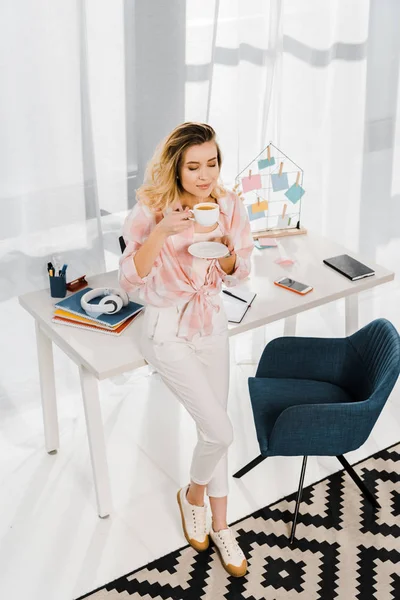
top-left (80, 288), bottom-right (129, 316)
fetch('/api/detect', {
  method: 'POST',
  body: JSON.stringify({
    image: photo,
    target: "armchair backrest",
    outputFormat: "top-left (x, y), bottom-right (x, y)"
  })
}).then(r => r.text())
top-left (348, 318), bottom-right (400, 411)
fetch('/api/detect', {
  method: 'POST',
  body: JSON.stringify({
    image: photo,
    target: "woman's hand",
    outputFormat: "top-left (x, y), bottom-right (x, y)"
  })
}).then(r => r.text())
top-left (212, 234), bottom-right (234, 255)
top-left (156, 207), bottom-right (193, 237)
top-left (212, 235), bottom-right (236, 274)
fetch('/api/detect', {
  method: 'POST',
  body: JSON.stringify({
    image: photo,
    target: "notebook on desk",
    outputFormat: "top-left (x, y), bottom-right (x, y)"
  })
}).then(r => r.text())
top-left (323, 254), bottom-right (375, 281)
top-left (52, 314), bottom-right (137, 336)
top-left (222, 288), bottom-right (256, 323)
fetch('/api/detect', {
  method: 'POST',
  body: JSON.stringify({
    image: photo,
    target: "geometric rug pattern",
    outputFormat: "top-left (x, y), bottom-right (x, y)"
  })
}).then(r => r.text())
top-left (76, 443), bottom-right (400, 600)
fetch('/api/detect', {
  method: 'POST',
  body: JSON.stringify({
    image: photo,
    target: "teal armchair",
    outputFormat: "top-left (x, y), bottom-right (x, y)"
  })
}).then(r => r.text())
top-left (234, 318), bottom-right (400, 544)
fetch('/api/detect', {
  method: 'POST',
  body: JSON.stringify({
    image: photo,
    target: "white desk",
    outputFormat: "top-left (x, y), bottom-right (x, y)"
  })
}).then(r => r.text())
top-left (19, 232), bottom-right (394, 517)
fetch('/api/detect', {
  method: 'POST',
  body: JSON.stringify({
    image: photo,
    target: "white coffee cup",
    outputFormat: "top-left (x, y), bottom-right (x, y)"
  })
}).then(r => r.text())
top-left (188, 202), bottom-right (219, 227)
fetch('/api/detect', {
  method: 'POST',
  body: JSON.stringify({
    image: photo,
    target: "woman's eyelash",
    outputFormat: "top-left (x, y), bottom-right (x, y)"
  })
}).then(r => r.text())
top-left (188, 164), bottom-right (217, 171)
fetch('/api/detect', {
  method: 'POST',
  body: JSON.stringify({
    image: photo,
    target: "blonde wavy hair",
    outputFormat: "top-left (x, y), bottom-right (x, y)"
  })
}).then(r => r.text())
top-left (137, 122), bottom-right (227, 213)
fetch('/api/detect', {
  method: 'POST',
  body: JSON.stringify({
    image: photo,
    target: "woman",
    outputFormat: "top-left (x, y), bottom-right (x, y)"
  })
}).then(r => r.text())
top-left (119, 122), bottom-right (253, 577)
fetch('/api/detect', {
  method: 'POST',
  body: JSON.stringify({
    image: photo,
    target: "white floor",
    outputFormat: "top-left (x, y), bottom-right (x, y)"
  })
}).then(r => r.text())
top-left (1, 278), bottom-right (400, 600)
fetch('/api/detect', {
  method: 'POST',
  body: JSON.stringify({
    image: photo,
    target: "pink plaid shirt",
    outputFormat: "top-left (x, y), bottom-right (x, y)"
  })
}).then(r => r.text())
top-left (119, 191), bottom-right (253, 340)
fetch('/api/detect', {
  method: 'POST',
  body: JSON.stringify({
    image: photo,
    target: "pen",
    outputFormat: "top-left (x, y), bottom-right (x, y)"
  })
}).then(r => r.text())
top-left (52, 255), bottom-right (62, 275)
top-left (222, 290), bottom-right (247, 303)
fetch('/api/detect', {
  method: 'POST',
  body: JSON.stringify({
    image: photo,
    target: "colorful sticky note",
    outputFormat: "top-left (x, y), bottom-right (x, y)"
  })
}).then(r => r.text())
top-left (277, 215), bottom-right (290, 228)
top-left (247, 204), bottom-right (265, 222)
top-left (257, 237), bottom-right (278, 248)
top-left (251, 199), bottom-right (268, 213)
top-left (258, 157), bottom-right (276, 170)
top-left (275, 256), bottom-right (295, 265)
top-left (285, 183), bottom-right (305, 204)
top-left (255, 240), bottom-right (277, 250)
top-left (242, 173), bottom-right (262, 193)
top-left (271, 172), bottom-right (289, 192)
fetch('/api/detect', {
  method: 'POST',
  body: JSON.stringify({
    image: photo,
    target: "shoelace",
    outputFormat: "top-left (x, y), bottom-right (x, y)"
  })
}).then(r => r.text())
top-left (215, 529), bottom-right (244, 560)
top-left (191, 505), bottom-right (207, 535)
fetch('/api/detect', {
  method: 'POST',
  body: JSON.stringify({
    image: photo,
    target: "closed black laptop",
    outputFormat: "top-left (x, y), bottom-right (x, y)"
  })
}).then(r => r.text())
top-left (323, 254), bottom-right (375, 281)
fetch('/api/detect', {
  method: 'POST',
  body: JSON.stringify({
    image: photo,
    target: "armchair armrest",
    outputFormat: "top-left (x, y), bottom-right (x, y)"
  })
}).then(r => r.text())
top-left (268, 400), bottom-right (381, 456)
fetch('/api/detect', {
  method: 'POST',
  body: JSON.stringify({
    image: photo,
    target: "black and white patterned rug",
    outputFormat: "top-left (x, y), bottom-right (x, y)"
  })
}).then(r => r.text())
top-left (77, 443), bottom-right (400, 600)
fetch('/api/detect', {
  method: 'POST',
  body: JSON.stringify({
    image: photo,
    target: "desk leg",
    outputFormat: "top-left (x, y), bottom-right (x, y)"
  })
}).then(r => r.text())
top-left (283, 315), bottom-right (297, 337)
top-left (234, 327), bottom-right (267, 365)
top-left (35, 322), bottom-right (59, 454)
top-left (345, 295), bottom-right (359, 336)
top-left (79, 365), bottom-right (112, 518)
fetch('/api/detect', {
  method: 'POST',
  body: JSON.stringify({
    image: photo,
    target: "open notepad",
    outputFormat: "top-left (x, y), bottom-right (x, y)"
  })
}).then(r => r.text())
top-left (222, 287), bottom-right (256, 323)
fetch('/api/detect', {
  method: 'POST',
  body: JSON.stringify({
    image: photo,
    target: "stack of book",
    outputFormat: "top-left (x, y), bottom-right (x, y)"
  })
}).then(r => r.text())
top-left (52, 288), bottom-right (144, 336)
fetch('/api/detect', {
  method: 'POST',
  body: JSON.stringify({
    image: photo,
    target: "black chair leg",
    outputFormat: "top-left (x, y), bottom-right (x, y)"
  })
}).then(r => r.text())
top-left (289, 456), bottom-right (308, 546)
top-left (337, 455), bottom-right (380, 509)
top-left (233, 454), bottom-right (267, 478)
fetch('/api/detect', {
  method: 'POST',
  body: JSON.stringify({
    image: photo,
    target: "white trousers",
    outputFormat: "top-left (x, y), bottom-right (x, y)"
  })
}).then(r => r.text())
top-left (139, 302), bottom-right (232, 497)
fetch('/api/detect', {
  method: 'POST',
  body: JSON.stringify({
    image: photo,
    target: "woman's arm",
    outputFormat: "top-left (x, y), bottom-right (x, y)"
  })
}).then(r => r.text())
top-left (134, 208), bottom-right (193, 276)
top-left (218, 252), bottom-right (236, 275)
top-left (119, 203), bottom-right (193, 294)
top-left (215, 193), bottom-right (253, 282)
top-left (215, 235), bottom-right (236, 274)
top-left (133, 227), bottom-right (168, 278)
top-left (119, 203), bottom-right (158, 294)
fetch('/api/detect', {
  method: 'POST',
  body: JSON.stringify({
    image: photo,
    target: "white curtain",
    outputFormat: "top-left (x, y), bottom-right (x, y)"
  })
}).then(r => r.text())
top-left (1, 0), bottom-right (399, 303)
top-left (0, 0), bottom-right (127, 300)
top-left (187, 0), bottom-right (400, 279)
top-left (184, 0), bottom-right (283, 184)
top-left (280, 0), bottom-right (400, 278)
top-left (0, 0), bottom-right (282, 300)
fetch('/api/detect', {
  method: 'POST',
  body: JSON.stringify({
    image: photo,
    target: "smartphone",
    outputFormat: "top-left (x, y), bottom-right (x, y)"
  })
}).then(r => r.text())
top-left (274, 277), bottom-right (313, 295)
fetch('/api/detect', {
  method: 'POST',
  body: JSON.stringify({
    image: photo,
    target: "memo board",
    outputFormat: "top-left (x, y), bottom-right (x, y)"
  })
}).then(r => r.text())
top-left (234, 143), bottom-right (306, 238)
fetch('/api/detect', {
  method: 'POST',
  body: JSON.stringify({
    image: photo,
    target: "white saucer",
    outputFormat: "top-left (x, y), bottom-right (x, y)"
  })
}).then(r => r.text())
top-left (188, 241), bottom-right (230, 259)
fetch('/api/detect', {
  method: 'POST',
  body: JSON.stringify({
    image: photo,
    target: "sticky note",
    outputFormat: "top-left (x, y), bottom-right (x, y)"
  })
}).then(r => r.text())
top-left (258, 237), bottom-right (278, 247)
top-left (255, 241), bottom-right (276, 250)
top-left (275, 256), bottom-right (295, 265)
top-left (285, 183), bottom-right (305, 204)
top-left (255, 239), bottom-right (276, 250)
top-left (271, 172), bottom-right (289, 192)
top-left (277, 215), bottom-right (290, 228)
top-left (242, 173), bottom-right (262, 193)
top-left (247, 204), bottom-right (265, 222)
top-left (251, 199), bottom-right (268, 213)
top-left (258, 157), bottom-right (276, 170)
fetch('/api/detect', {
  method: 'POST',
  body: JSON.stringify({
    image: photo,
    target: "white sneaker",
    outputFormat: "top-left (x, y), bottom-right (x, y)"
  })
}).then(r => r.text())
top-left (210, 526), bottom-right (247, 577)
top-left (177, 485), bottom-right (209, 552)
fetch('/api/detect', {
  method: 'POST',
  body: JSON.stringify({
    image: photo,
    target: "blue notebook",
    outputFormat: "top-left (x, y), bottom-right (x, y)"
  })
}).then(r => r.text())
top-left (55, 288), bottom-right (143, 328)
